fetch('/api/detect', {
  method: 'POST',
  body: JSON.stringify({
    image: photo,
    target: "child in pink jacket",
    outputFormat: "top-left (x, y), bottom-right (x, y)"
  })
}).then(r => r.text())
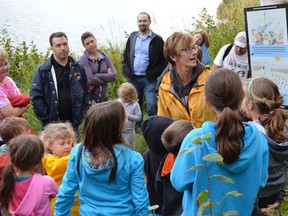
top-left (0, 134), bottom-right (58, 215)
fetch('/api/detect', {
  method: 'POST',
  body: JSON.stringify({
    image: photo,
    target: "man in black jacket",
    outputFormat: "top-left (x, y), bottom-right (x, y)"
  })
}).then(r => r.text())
top-left (122, 12), bottom-right (167, 117)
top-left (30, 32), bottom-right (90, 133)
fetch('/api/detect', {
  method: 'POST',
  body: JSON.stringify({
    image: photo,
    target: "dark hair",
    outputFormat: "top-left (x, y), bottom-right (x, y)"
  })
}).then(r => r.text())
top-left (137, 12), bottom-right (151, 20)
top-left (0, 135), bottom-right (44, 210)
top-left (0, 117), bottom-right (30, 144)
top-left (205, 68), bottom-right (245, 164)
top-left (81, 31), bottom-right (95, 45)
top-left (78, 100), bottom-right (126, 183)
top-left (49, 32), bottom-right (68, 46)
top-left (161, 120), bottom-right (193, 155)
top-left (246, 78), bottom-right (288, 142)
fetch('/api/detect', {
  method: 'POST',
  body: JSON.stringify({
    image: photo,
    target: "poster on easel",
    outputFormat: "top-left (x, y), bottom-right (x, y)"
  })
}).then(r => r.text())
top-left (244, 4), bottom-right (288, 107)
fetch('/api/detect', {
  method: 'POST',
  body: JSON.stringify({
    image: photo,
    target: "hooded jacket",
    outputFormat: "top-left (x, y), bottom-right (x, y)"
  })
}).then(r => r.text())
top-left (141, 116), bottom-right (175, 214)
top-left (253, 121), bottom-right (288, 203)
top-left (171, 121), bottom-right (269, 216)
top-left (8, 173), bottom-right (58, 216)
top-left (54, 144), bottom-right (150, 216)
top-left (79, 50), bottom-right (117, 103)
top-left (157, 63), bottom-right (216, 128)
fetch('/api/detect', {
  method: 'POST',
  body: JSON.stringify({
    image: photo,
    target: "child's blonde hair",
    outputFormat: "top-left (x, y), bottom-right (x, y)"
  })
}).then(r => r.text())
top-left (117, 82), bottom-right (138, 102)
top-left (0, 117), bottom-right (30, 144)
top-left (0, 48), bottom-right (8, 61)
top-left (39, 122), bottom-right (75, 154)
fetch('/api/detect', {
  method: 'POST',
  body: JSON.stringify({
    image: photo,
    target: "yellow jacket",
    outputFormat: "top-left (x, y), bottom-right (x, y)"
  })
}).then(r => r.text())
top-left (157, 68), bottom-right (216, 128)
top-left (42, 155), bottom-right (80, 215)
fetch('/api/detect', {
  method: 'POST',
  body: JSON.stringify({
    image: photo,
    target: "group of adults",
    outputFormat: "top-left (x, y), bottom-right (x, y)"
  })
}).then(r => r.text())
top-left (0, 11), bottom-right (249, 141)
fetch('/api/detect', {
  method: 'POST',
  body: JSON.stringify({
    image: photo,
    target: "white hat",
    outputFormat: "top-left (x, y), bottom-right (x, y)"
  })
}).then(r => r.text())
top-left (234, 31), bottom-right (247, 48)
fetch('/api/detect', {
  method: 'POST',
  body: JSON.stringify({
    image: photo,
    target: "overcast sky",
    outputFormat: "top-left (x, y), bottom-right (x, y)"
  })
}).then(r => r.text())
top-left (0, 0), bottom-right (223, 52)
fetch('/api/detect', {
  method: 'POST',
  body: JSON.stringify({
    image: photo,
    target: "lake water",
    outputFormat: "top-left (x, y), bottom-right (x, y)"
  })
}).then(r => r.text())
top-left (0, 0), bottom-right (221, 54)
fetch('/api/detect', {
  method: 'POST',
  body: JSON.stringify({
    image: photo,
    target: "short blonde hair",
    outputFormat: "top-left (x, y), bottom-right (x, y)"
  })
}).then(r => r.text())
top-left (164, 32), bottom-right (193, 66)
top-left (0, 48), bottom-right (9, 61)
top-left (39, 122), bottom-right (76, 154)
top-left (117, 82), bottom-right (138, 102)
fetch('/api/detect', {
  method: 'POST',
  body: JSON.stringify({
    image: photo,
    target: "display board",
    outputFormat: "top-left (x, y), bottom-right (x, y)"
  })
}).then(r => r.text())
top-left (245, 4), bottom-right (288, 107)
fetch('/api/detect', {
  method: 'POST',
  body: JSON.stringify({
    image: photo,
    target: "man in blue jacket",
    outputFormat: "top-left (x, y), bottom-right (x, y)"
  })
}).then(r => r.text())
top-left (30, 32), bottom-right (90, 133)
top-left (122, 12), bottom-right (167, 119)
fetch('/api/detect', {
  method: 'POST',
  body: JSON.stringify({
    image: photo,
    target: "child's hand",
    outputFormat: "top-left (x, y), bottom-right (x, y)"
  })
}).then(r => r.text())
top-left (261, 202), bottom-right (279, 214)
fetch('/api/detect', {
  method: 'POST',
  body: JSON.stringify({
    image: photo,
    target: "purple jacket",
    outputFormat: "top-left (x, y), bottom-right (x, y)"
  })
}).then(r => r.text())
top-left (79, 50), bottom-right (117, 103)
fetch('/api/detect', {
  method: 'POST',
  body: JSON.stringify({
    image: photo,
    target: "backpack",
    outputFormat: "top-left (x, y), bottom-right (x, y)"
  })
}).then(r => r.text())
top-left (222, 44), bottom-right (233, 61)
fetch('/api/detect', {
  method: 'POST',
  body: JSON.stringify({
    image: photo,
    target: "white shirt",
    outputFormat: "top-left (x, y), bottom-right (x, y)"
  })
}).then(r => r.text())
top-left (214, 44), bottom-right (249, 83)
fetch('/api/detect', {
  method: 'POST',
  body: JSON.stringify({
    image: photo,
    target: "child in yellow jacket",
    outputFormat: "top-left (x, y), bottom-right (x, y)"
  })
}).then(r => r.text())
top-left (40, 122), bottom-right (80, 215)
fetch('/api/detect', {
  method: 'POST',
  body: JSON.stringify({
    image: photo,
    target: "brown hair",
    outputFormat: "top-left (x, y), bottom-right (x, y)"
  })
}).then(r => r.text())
top-left (0, 48), bottom-right (8, 61)
top-left (39, 122), bottom-right (76, 154)
top-left (0, 135), bottom-right (44, 210)
top-left (245, 78), bottom-right (287, 142)
top-left (117, 82), bottom-right (138, 102)
top-left (163, 32), bottom-right (193, 66)
top-left (79, 100), bottom-right (126, 183)
top-left (205, 68), bottom-right (245, 164)
top-left (0, 117), bottom-right (30, 144)
top-left (192, 28), bottom-right (210, 47)
top-left (161, 120), bottom-right (194, 155)
top-left (81, 31), bottom-right (96, 45)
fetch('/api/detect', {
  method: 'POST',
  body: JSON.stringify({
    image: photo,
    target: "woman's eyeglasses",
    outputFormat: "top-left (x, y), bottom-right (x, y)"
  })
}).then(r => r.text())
top-left (181, 44), bottom-right (200, 53)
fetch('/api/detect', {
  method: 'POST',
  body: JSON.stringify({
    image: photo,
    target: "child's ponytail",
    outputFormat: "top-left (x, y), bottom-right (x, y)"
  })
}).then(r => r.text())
top-left (0, 164), bottom-right (15, 210)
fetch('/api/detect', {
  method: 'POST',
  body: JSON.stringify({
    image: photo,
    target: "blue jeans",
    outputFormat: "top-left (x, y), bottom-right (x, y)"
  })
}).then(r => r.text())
top-left (129, 76), bottom-right (158, 116)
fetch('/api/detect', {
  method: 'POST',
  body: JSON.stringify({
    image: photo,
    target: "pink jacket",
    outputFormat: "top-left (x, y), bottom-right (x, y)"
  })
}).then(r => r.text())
top-left (9, 173), bottom-right (58, 216)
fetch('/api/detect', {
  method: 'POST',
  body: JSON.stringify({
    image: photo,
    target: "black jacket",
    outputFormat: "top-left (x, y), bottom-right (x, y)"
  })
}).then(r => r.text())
top-left (30, 55), bottom-right (90, 129)
top-left (122, 31), bottom-right (167, 81)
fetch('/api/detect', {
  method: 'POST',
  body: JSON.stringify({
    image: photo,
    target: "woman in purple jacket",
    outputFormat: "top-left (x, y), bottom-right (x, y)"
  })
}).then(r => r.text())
top-left (79, 31), bottom-right (117, 103)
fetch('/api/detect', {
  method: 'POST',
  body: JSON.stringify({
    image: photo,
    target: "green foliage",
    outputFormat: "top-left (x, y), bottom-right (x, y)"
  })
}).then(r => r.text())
top-left (181, 133), bottom-right (242, 216)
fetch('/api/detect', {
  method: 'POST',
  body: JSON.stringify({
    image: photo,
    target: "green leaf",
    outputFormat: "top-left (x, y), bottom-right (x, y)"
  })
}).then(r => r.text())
top-left (197, 200), bottom-right (215, 216)
top-left (148, 204), bottom-right (159, 211)
top-left (201, 133), bottom-right (213, 142)
top-left (224, 190), bottom-right (243, 197)
top-left (180, 146), bottom-right (197, 156)
top-left (211, 175), bottom-right (234, 184)
top-left (185, 164), bottom-right (205, 173)
top-left (202, 153), bottom-right (224, 164)
top-left (196, 190), bottom-right (208, 206)
top-left (192, 136), bottom-right (202, 144)
top-left (221, 210), bottom-right (239, 216)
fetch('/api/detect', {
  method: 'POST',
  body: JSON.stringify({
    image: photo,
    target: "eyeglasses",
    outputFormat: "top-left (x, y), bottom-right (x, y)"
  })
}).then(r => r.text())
top-left (181, 45), bottom-right (197, 53)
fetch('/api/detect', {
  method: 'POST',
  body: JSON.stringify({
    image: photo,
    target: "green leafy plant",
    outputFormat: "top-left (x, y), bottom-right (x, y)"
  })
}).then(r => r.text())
top-left (180, 133), bottom-right (243, 216)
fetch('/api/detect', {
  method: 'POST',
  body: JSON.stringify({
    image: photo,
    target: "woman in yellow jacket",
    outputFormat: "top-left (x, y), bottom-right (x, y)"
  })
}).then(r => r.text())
top-left (158, 32), bottom-right (216, 128)
top-left (41, 123), bottom-right (80, 215)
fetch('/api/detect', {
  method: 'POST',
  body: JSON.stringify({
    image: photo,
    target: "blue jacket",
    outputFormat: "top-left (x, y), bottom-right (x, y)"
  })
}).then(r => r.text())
top-left (30, 56), bottom-right (90, 129)
top-left (171, 121), bottom-right (269, 216)
top-left (54, 144), bottom-right (150, 216)
top-left (122, 31), bottom-right (167, 81)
